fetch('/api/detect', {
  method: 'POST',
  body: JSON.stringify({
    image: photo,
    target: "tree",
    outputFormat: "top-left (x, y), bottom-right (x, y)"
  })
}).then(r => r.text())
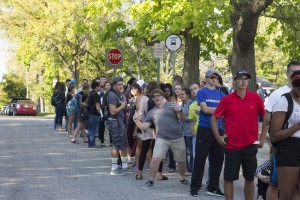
top-left (228, 0), bottom-right (273, 91)
top-left (1, 73), bottom-right (27, 99)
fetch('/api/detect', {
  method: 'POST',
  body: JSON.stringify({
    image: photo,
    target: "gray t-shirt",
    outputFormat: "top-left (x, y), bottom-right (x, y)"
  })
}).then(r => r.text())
top-left (145, 102), bottom-right (183, 140)
top-left (107, 90), bottom-right (126, 122)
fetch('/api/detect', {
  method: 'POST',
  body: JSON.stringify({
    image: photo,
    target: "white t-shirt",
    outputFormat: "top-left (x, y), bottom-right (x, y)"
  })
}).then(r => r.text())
top-left (265, 85), bottom-right (291, 112)
top-left (273, 95), bottom-right (300, 138)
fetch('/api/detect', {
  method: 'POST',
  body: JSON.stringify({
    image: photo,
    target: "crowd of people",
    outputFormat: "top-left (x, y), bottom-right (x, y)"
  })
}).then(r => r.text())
top-left (50, 61), bottom-right (300, 200)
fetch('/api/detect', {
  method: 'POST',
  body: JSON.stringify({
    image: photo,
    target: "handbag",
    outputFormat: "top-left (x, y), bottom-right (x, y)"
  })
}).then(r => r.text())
top-left (80, 106), bottom-right (89, 120)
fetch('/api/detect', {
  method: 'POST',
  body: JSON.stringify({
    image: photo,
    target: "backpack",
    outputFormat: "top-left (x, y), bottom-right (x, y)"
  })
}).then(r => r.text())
top-left (270, 92), bottom-right (293, 147)
top-left (66, 95), bottom-right (79, 116)
top-left (51, 93), bottom-right (60, 106)
top-left (100, 89), bottom-right (122, 121)
top-left (146, 95), bottom-right (156, 128)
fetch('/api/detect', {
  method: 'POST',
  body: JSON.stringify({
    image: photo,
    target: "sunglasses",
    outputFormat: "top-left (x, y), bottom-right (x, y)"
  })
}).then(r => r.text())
top-left (209, 76), bottom-right (218, 80)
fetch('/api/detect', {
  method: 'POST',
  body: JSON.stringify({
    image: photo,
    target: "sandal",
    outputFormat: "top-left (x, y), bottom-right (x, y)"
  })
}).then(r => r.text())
top-left (135, 174), bottom-right (143, 180)
top-left (157, 175), bottom-right (168, 181)
top-left (71, 139), bottom-right (79, 144)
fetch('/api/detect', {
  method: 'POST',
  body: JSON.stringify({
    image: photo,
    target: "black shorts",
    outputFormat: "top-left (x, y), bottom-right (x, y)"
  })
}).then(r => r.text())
top-left (276, 137), bottom-right (300, 167)
top-left (224, 144), bottom-right (258, 181)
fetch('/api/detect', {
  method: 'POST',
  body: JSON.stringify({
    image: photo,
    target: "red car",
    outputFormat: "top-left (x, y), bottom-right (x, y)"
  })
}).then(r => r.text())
top-left (12, 100), bottom-right (37, 116)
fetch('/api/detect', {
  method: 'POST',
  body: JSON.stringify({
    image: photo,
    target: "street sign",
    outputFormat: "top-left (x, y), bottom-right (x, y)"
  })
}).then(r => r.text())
top-left (107, 48), bottom-right (122, 65)
top-left (154, 43), bottom-right (164, 58)
top-left (165, 34), bottom-right (182, 51)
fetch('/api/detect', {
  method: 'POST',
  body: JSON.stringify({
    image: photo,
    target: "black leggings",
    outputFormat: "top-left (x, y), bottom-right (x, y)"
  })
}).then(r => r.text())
top-left (139, 139), bottom-right (163, 172)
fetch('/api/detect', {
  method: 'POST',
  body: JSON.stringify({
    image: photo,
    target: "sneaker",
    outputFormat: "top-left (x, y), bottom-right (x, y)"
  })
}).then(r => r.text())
top-left (140, 181), bottom-right (154, 190)
top-left (124, 166), bottom-right (134, 173)
top-left (110, 168), bottom-right (127, 176)
top-left (168, 168), bottom-right (175, 173)
top-left (207, 189), bottom-right (225, 198)
top-left (190, 190), bottom-right (198, 197)
top-left (180, 179), bottom-right (190, 185)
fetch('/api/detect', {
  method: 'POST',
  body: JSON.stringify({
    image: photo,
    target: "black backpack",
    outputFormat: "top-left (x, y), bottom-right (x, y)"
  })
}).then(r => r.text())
top-left (101, 89), bottom-right (122, 121)
top-left (270, 92), bottom-right (293, 147)
top-left (146, 95), bottom-right (156, 128)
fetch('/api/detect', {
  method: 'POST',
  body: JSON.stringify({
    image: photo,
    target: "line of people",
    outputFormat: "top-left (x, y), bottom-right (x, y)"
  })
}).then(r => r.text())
top-left (51, 63), bottom-right (300, 200)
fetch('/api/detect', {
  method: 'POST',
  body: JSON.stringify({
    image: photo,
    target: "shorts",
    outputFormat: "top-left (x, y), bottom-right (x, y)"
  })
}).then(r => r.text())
top-left (224, 144), bottom-right (258, 181)
top-left (152, 137), bottom-right (186, 162)
top-left (276, 137), bottom-right (300, 167)
top-left (106, 119), bottom-right (128, 150)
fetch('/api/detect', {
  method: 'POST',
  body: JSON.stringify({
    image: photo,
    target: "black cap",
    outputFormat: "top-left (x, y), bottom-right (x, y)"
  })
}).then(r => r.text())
top-left (113, 76), bottom-right (123, 85)
top-left (234, 71), bottom-right (251, 79)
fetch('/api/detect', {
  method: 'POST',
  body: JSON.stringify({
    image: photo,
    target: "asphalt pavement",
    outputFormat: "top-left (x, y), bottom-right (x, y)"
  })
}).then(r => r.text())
top-left (0, 116), bottom-right (269, 200)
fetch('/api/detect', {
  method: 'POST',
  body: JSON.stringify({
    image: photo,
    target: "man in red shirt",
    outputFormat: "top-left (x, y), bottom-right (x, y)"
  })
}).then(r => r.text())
top-left (211, 71), bottom-right (265, 200)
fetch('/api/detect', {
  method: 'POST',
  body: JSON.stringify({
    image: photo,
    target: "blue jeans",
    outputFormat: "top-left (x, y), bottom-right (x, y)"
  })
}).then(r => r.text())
top-left (88, 114), bottom-right (100, 147)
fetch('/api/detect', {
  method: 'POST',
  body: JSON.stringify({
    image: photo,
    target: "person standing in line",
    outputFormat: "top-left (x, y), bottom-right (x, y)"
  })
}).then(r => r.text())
top-left (179, 88), bottom-right (194, 174)
top-left (270, 69), bottom-right (300, 200)
top-left (211, 71), bottom-right (265, 200)
top-left (87, 79), bottom-right (101, 148)
top-left (188, 82), bottom-right (201, 159)
top-left (106, 76), bottom-right (129, 175)
top-left (133, 88), bottom-right (189, 189)
top-left (260, 61), bottom-right (300, 200)
top-left (190, 69), bottom-right (225, 197)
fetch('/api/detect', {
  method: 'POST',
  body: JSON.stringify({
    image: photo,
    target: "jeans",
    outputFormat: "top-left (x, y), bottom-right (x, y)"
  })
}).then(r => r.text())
top-left (185, 136), bottom-right (194, 172)
top-left (88, 114), bottom-right (100, 147)
top-left (55, 104), bottom-right (65, 126)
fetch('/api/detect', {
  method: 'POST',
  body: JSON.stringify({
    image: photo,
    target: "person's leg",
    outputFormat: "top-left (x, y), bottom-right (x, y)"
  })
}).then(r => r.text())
top-left (88, 115), bottom-right (99, 147)
top-left (224, 180), bottom-right (234, 200)
top-left (190, 127), bottom-right (213, 193)
top-left (134, 137), bottom-right (142, 169)
top-left (184, 136), bottom-right (194, 172)
top-left (148, 157), bottom-right (163, 181)
top-left (207, 131), bottom-right (224, 192)
top-left (277, 167), bottom-right (299, 200)
top-left (244, 179), bottom-right (255, 200)
top-left (68, 114), bottom-right (75, 137)
top-left (266, 185), bottom-right (278, 200)
top-left (168, 149), bottom-right (176, 171)
top-left (257, 171), bottom-right (270, 200)
top-left (138, 139), bottom-right (151, 178)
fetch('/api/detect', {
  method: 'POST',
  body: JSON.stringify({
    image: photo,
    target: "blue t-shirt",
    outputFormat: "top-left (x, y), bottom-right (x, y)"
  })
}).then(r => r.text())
top-left (197, 87), bottom-right (224, 129)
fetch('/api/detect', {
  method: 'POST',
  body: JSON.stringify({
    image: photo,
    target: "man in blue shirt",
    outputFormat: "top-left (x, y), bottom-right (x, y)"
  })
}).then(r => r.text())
top-left (190, 69), bottom-right (225, 197)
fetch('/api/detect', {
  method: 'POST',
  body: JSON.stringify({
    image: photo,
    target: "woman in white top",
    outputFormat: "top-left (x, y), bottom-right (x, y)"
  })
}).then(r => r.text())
top-left (270, 69), bottom-right (300, 200)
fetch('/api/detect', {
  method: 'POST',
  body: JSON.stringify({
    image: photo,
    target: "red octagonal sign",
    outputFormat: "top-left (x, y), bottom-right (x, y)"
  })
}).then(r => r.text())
top-left (107, 48), bottom-right (122, 65)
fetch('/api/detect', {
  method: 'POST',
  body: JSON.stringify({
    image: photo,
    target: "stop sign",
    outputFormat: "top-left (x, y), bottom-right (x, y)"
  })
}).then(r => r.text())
top-left (107, 48), bottom-right (122, 65)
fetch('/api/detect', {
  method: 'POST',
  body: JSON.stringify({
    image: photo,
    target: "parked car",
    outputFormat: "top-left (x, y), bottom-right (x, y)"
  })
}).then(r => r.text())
top-left (11, 100), bottom-right (37, 116)
top-left (8, 97), bottom-right (30, 116)
top-left (1, 106), bottom-right (7, 115)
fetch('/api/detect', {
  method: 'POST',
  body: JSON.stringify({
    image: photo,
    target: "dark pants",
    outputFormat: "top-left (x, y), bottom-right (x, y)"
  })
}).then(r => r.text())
top-left (257, 171), bottom-right (269, 199)
top-left (139, 139), bottom-right (163, 172)
top-left (168, 149), bottom-right (176, 170)
top-left (190, 127), bottom-right (224, 192)
top-left (185, 136), bottom-right (194, 173)
top-left (98, 119), bottom-right (105, 143)
top-left (55, 104), bottom-right (66, 126)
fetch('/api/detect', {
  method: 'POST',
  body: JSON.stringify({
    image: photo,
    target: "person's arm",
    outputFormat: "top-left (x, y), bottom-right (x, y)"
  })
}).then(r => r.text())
top-left (109, 101), bottom-right (126, 116)
top-left (199, 102), bottom-right (216, 114)
top-left (190, 119), bottom-right (197, 136)
top-left (211, 115), bottom-right (226, 146)
top-left (133, 111), bottom-right (151, 131)
top-left (270, 111), bottom-right (300, 142)
top-left (258, 111), bottom-right (271, 148)
top-left (255, 159), bottom-right (271, 184)
top-left (95, 102), bottom-right (101, 113)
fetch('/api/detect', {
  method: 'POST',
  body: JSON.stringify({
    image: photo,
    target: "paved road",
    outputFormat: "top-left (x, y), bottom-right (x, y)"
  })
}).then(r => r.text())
top-left (0, 116), bottom-right (269, 200)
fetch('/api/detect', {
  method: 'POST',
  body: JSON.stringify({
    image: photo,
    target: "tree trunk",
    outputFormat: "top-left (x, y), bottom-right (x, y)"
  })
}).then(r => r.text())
top-left (229, 0), bottom-right (273, 92)
top-left (182, 29), bottom-right (200, 87)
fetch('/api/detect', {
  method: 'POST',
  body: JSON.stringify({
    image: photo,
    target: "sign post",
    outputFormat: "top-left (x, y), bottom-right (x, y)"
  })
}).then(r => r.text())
top-left (154, 43), bottom-right (164, 83)
top-left (165, 35), bottom-right (182, 78)
top-left (106, 48), bottom-right (123, 77)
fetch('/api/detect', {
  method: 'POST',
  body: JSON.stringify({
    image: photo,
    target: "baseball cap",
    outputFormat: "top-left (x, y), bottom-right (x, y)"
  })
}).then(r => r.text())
top-left (205, 69), bottom-right (218, 77)
top-left (234, 71), bottom-right (251, 79)
top-left (137, 80), bottom-right (148, 89)
top-left (69, 80), bottom-right (76, 85)
top-left (113, 76), bottom-right (124, 85)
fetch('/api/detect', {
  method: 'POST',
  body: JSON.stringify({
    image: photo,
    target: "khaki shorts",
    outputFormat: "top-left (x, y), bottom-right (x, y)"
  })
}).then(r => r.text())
top-left (153, 137), bottom-right (186, 162)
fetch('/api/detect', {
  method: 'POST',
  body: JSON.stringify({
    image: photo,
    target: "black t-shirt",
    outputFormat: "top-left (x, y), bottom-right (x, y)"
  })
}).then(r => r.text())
top-left (66, 93), bottom-right (73, 103)
top-left (88, 91), bottom-right (100, 115)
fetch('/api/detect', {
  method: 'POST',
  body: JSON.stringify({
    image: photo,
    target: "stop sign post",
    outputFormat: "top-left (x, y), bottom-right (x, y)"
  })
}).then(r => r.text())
top-left (105, 48), bottom-right (123, 76)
